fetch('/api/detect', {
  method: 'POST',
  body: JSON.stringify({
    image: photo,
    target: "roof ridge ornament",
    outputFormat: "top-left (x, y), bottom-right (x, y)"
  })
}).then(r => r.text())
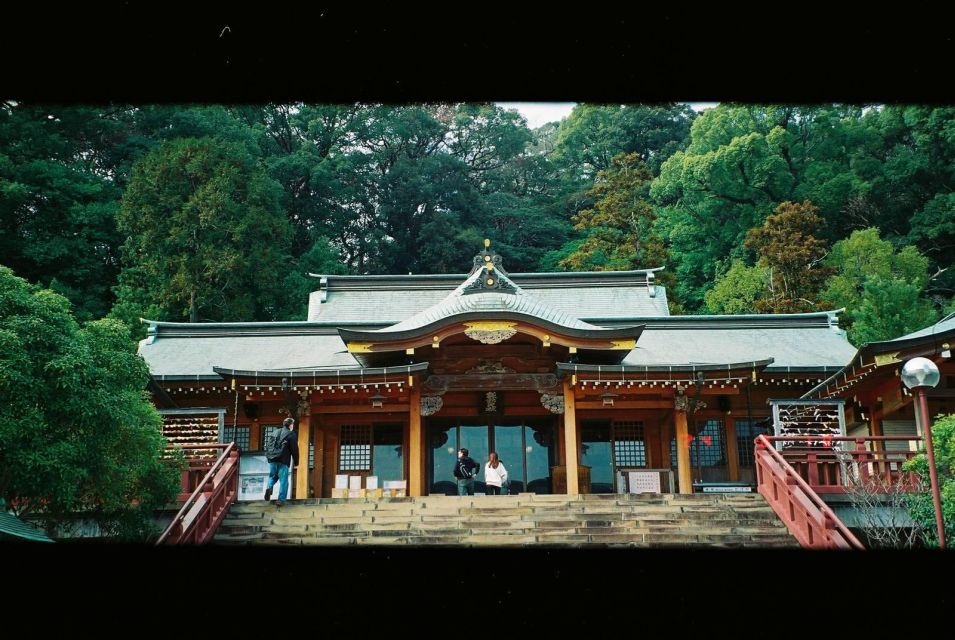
top-left (463, 238), bottom-right (517, 295)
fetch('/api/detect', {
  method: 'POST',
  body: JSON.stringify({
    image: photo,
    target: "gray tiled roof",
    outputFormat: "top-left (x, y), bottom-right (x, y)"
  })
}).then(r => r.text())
top-left (139, 311), bottom-right (856, 378)
top-left (140, 325), bottom-right (356, 378)
top-left (623, 322), bottom-right (857, 371)
top-left (307, 270), bottom-right (669, 322)
top-left (886, 311), bottom-right (955, 342)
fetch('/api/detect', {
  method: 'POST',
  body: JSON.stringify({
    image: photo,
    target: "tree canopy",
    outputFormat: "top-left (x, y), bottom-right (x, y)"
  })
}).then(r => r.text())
top-left (2, 100), bottom-right (953, 346)
top-left (0, 266), bottom-right (180, 539)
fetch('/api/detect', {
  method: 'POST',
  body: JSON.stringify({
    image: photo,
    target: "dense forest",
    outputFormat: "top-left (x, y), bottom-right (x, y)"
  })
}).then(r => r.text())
top-left (2, 102), bottom-right (953, 345)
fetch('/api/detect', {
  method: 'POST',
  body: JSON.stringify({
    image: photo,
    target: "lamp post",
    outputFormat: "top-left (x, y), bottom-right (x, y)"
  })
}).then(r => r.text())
top-left (901, 357), bottom-right (946, 549)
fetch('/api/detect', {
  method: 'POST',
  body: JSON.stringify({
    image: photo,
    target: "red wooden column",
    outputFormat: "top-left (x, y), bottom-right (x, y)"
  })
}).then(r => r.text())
top-left (409, 380), bottom-right (424, 497)
top-left (295, 412), bottom-right (310, 499)
top-left (674, 408), bottom-right (692, 494)
top-left (563, 379), bottom-right (579, 495)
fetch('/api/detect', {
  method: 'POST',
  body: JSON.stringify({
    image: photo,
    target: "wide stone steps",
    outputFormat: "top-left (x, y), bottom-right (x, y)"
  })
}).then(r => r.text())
top-left (213, 493), bottom-right (797, 547)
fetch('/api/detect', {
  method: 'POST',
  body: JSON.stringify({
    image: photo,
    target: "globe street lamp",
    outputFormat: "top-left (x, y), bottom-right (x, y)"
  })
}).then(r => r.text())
top-left (901, 357), bottom-right (946, 549)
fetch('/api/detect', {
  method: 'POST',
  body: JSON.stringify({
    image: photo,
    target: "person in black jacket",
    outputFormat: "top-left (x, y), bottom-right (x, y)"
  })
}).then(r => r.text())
top-left (453, 447), bottom-right (480, 496)
top-left (264, 417), bottom-right (299, 506)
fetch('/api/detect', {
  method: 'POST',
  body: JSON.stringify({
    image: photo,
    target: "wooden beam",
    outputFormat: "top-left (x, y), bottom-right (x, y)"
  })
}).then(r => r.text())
top-left (563, 380), bottom-right (579, 495)
top-left (295, 414), bottom-right (310, 499)
top-left (409, 382), bottom-right (423, 497)
top-left (699, 387), bottom-right (741, 396)
top-left (576, 400), bottom-right (673, 410)
top-left (724, 416), bottom-right (739, 482)
top-left (313, 404), bottom-right (410, 414)
top-left (675, 409), bottom-right (692, 495)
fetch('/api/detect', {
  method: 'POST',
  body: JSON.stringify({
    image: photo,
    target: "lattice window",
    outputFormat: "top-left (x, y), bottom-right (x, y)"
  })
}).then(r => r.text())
top-left (613, 421), bottom-right (646, 468)
top-left (735, 419), bottom-right (770, 467)
top-left (339, 424), bottom-right (372, 472)
top-left (229, 426), bottom-right (250, 451)
top-left (670, 420), bottom-right (726, 467)
top-left (309, 443), bottom-right (315, 469)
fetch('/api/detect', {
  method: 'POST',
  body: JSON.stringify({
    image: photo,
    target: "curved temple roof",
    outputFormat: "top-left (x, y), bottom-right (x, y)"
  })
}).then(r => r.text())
top-left (336, 246), bottom-right (645, 360)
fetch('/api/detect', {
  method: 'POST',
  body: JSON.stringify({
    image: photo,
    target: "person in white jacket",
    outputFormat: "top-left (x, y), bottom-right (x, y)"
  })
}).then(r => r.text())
top-left (484, 451), bottom-right (509, 495)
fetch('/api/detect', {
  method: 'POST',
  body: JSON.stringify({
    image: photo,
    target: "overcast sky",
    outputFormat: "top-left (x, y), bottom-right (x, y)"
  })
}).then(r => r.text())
top-left (496, 102), bottom-right (719, 129)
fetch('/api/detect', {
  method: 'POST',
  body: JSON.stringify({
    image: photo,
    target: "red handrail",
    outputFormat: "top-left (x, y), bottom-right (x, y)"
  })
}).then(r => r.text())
top-left (763, 436), bottom-right (922, 494)
top-left (156, 443), bottom-right (240, 545)
top-left (755, 435), bottom-right (865, 550)
top-left (165, 444), bottom-right (234, 502)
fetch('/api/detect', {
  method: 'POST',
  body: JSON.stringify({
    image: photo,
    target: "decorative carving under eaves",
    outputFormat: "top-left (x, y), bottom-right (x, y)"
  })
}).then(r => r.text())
top-left (540, 394), bottom-right (564, 414)
top-left (466, 360), bottom-right (515, 374)
top-left (674, 393), bottom-right (689, 412)
top-left (463, 322), bottom-right (517, 344)
top-left (420, 395), bottom-right (444, 417)
top-left (297, 393), bottom-right (311, 417)
top-left (674, 392), bottom-right (706, 414)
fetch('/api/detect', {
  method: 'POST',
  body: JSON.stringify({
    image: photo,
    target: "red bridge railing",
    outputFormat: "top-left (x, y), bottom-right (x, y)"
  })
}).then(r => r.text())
top-left (755, 435), bottom-right (864, 549)
top-left (156, 443), bottom-right (239, 545)
top-left (164, 444), bottom-right (232, 502)
top-left (766, 436), bottom-right (922, 495)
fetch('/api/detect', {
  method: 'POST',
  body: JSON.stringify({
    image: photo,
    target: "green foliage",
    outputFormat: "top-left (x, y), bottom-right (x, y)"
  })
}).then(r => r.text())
top-left (114, 136), bottom-right (296, 324)
top-left (556, 153), bottom-right (676, 299)
top-left (4, 101), bottom-right (955, 328)
top-left (903, 414), bottom-right (955, 548)
top-left (652, 105), bottom-right (868, 310)
top-left (704, 260), bottom-right (769, 314)
top-left (554, 104), bottom-right (696, 177)
top-left (0, 265), bottom-right (181, 539)
top-left (744, 200), bottom-right (831, 313)
top-left (848, 277), bottom-right (939, 345)
top-left (821, 227), bottom-right (937, 342)
top-left (0, 103), bottom-right (125, 322)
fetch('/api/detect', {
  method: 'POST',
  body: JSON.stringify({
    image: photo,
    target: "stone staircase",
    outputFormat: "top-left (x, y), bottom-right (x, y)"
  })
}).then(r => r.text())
top-left (213, 493), bottom-right (798, 547)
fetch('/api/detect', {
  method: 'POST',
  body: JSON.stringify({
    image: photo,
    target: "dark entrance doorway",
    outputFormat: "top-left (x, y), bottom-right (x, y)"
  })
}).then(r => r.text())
top-left (428, 418), bottom-right (556, 495)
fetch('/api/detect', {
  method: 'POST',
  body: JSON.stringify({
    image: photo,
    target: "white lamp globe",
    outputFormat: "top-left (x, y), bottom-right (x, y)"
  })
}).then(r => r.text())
top-left (901, 357), bottom-right (940, 390)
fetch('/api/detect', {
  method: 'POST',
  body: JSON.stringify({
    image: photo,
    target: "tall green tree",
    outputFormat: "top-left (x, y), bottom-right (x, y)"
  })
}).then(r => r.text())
top-left (651, 105), bottom-right (868, 309)
top-left (820, 227), bottom-right (938, 342)
top-left (0, 266), bottom-right (181, 539)
top-left (554, 104), bottom-right (696, 178)
top-left (849, 277), bottom-right (939, 345)
top-left (704, 260), bottom-right (770, 314)
top-left (114, 137), bottom-right (296, 325)
top-left (743, 200), bottom-right (831, 313)
top-left (0, 102), bottom-right (126, 321)
top-left (556, 153), bottom-right (676, 306)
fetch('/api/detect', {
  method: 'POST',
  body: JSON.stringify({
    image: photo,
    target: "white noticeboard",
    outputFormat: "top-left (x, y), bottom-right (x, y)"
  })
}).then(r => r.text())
top-left (238, 454), bottom-right (271, 501)
top-left (628, 471), bottom-right (661, 494)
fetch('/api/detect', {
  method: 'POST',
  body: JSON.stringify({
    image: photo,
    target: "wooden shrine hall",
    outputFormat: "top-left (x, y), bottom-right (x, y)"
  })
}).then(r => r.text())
top-left (140, 241), bottom-right (860, 499)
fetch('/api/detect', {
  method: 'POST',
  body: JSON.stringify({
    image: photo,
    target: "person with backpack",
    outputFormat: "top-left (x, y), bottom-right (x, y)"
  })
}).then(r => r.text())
top-left (453, 447), bottom-right (480, 496)
top-left (263, 417), bottom-right (299, 506)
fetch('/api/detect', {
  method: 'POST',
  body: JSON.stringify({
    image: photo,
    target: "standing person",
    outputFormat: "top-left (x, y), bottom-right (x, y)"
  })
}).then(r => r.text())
top-left (484, 451), bottom-right (508, 496)
top-left (264, 417), bottom-right (299, 507)
top-left (453, 447), bottom-right (480, 496)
